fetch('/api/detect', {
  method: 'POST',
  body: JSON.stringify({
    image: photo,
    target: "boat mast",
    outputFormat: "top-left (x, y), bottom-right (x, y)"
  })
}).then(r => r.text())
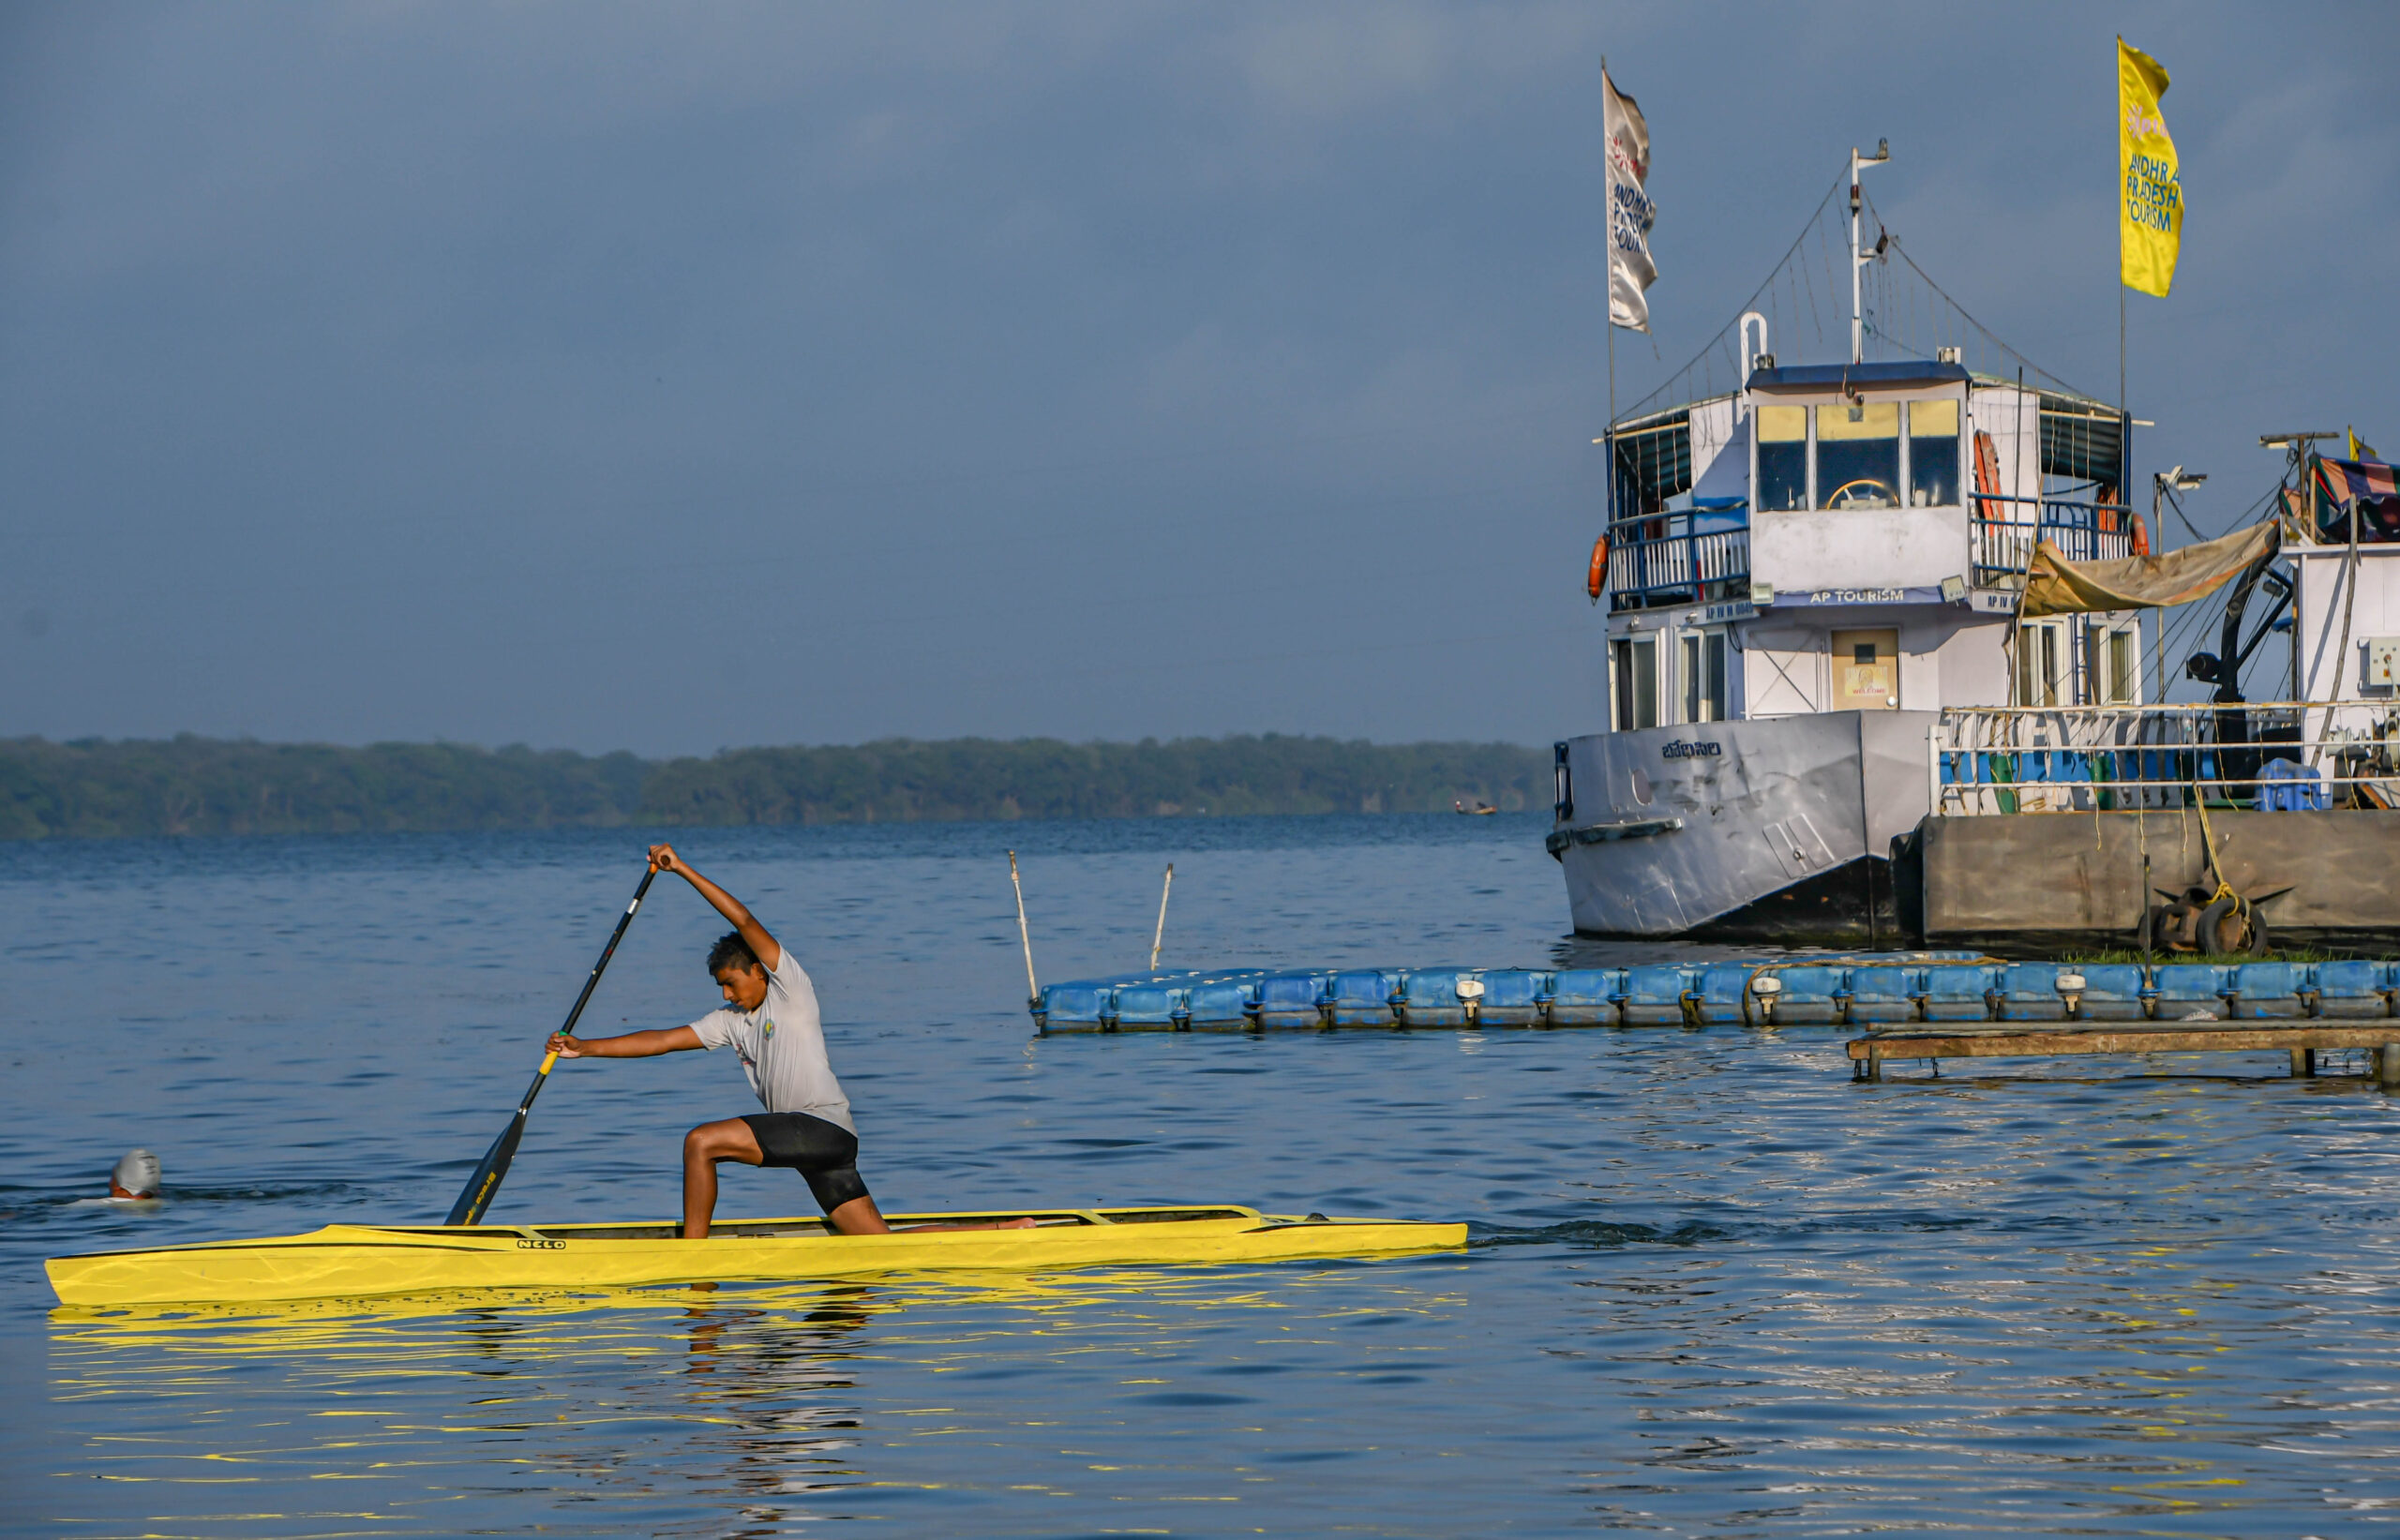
top-left (1848, 139), bottom-right (1889, 365)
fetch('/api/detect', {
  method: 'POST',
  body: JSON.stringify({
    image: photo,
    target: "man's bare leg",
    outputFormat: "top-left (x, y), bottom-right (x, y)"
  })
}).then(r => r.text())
top-left (828, 1194), bottom-right (1039, 1233)
top-left (685, 1121), bottom-right (1038, 1238)
top-left (825, 1194), bottom-right (893, 1234)
top-left (681, 1118), bottom-right (765, 1239)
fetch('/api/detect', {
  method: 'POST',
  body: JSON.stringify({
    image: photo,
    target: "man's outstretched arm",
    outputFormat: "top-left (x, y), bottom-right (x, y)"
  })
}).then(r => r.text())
top-left (549, 1025), bottom-right (703, 1058)
top-left (649, 843), bottom-right (781, 971)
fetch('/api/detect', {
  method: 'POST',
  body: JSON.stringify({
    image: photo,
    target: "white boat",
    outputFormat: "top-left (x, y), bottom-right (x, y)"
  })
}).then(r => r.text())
top-left (1553, 148), bottom-right (2144, 942)
top-left (1553, 151), bottom-right (2400, 945)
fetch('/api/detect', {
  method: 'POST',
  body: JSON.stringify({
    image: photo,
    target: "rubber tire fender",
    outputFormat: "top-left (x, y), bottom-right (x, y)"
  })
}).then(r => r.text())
top-left (2197, 895), bottom-right (2268, 957)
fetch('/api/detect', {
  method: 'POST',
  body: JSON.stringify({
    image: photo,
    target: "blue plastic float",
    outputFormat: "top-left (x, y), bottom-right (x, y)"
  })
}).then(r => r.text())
top-left (1028, 958), bottom-right (2400, 1033)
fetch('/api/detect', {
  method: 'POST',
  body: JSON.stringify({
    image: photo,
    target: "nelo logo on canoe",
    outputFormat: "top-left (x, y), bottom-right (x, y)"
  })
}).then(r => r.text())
top-left (1660, 740), bottom-right (1721, 760)
top-left (516, 1238), bottom-right (566, 1250)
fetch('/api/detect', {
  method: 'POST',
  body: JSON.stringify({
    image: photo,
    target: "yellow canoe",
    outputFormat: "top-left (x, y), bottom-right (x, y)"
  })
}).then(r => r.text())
top-left (45, 1205), bottom-right (1467, 1307)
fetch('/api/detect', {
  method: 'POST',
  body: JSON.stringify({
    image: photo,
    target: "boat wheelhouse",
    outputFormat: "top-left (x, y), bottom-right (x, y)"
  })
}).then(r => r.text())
top-left (1599, 346), bottom-right (2140, 731)
top-left (1552, 320), bottom-right (2147, 941)
top-left (1552, 149), bottom-right (2400, 949)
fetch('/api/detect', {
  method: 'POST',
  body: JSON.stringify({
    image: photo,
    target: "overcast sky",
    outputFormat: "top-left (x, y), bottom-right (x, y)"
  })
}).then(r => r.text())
top-left (3, 2), bottom-right (2393, 756)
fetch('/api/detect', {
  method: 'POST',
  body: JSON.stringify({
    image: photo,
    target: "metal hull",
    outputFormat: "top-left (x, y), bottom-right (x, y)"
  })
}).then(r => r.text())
top-left (1905, 808), bottom-right (2400, 950)
top-left (45, 1206), bottom-right (1466, 1307)
top-left (1552, 711), bottom-right (1933, 939)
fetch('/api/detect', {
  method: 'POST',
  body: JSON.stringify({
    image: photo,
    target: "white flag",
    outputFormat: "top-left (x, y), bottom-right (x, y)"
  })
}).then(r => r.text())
top-left (1602, 67), bottom-right (1656, 333)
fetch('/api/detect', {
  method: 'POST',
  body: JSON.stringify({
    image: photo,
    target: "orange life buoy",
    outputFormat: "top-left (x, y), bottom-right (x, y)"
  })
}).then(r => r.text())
top-left (1585, 533), bottom-right (1610, 601)
top-left (2130, 511), bottom-right (2151, 557)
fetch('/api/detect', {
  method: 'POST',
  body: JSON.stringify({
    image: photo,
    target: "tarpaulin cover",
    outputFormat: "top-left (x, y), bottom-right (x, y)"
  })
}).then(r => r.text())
top-left (2019, 519), bottom-right (2279, 617)
top-left (2313, 456), bottom-right (2400, 544)
top-left (2317, 456), bottom-right (2397, 507)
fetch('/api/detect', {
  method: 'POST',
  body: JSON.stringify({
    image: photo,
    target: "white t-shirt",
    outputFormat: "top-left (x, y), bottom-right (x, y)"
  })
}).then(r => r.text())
top-left (688, 948), bottom-right (855, 1133)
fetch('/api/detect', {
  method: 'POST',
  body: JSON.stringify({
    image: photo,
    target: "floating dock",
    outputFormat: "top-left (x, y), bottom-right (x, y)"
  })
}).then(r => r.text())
top-left (1030, 958), bottom-right (2400, 1034)
top-left (1849, 1023), bottom-right (2400, 1083)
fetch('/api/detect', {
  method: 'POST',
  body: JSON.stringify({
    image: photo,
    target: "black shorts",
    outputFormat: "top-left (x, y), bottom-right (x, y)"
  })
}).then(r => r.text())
top-left (740, 1113), bottom-right (871, 1213)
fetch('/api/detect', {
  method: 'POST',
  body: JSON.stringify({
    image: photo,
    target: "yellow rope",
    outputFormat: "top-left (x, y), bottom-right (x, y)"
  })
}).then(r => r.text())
top-left (2191, 789), bottom-right (2238, 907)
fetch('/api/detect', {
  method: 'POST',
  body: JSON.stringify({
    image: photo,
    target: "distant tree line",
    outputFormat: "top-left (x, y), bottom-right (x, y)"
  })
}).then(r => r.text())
top-left (0, 734), bottom-right (1548, 840)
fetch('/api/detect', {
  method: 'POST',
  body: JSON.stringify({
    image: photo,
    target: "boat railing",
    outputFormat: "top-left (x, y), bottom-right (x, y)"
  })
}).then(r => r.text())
top-left (1969, 493), bottom-right (2134, 589)
top-left (1929, 702), bottom-right (2400, 815)
top-left (1606, 509), bottom-right (1750, 612)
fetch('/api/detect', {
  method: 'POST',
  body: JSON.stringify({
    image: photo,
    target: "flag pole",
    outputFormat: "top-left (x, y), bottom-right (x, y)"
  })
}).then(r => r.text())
top-left (1603, 58), bottom-right (1615, 483)
top-left (2116, 39), bottom-right (2126, 422)
top-left (2116, 37), bottom-right (2136, 695)
top-left (1602, 56), bottom-right (1617, 559)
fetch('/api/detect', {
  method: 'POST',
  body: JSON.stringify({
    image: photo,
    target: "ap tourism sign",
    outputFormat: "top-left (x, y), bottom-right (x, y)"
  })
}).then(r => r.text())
top-left (1777, 586), bottom-right (1947, 607)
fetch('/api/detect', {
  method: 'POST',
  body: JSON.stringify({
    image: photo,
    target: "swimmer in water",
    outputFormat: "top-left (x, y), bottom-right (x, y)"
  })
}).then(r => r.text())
top-left (110, 1148), bottom-right (161, 1201)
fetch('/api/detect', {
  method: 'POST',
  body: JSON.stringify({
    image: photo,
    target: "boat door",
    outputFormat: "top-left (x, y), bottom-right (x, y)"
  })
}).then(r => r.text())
top-left (1830, 628), bottom-right (1899, 710)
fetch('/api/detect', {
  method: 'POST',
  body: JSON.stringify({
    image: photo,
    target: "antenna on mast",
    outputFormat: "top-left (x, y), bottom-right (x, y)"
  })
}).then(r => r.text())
top-left (1849, 138), bottom-right (1890, 364)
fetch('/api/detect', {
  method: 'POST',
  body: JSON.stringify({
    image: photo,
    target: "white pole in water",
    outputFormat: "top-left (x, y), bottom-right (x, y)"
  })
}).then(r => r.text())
top-left (1148, 863), bottom-right (1175, 972)
top-left (1008, 851), bottom-right (1038, 1008)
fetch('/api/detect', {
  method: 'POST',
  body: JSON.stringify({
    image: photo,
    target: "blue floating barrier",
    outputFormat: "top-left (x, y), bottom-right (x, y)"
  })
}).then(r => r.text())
top-left (2313, 960), bottom-right (2391, 1020)
top-left (1993, 962), bottom-right (2071, 1023)
top-left (1036, 952), bottom-right (2400, 1040)
top-left (1546, 968), bottom-right (1622, 1025)
top-left (1394, 968), bottom-right (1475, 1027)
top-left (2151, 964), bottom-right (2228, 1019)
top-left (1185, 973), bottom-right (1264, 1031)
top-left (1475, 968), bottom-right (1549, 1027)
top-left (1326, 968), bottom-right (1403, 1027)
top-left (1848, 964), bottom-right (1925, 1025)
top-left (2226, 962), bottom-right (2305, 1021)
top-left (1685, 963), bottom-right (1757, 1026)
top-left (1622, 964), bottom-right (1695, 1025)
top-left (1254, 971), bottom-right (1329, 1029)
top-left (1038, 980), bottom-right (1117, 1033)
top-left (1921, 964), bottom-right (1996, 1023)
top-left (1109, 979), bottom-right (1189, 1030)
top-left (1758, 964), bottom-right (1846, 1025)
top-left (2075, 964), bottom-right (2148, 1022)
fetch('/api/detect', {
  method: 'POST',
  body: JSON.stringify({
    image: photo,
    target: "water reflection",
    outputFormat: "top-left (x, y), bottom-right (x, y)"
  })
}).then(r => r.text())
top-left (47, 1265), bottom-right (1459, 1535)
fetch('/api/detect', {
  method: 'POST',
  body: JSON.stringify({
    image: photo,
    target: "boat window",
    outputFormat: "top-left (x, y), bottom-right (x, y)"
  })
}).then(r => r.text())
top-left (2016, 621), bottom-right (2063, 706)
top-left (2095, 623), bottom-right (2140, 704)
top-left (1682, 631), bottom-right (1728, 723)
top-left (1816, 402), bottom-right (1900, 509)
top-left (1906, 399), bottom-right (1960, 506)
top-left (1755, 405), bottom-right (1808, 512)
top-left (1612, 635), bottom-right (1658, 730)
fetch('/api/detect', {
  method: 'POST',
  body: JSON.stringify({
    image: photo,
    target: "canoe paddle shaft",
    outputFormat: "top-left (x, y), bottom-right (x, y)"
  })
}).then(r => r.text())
top-left (444, 867), bottom-right (657, 1226)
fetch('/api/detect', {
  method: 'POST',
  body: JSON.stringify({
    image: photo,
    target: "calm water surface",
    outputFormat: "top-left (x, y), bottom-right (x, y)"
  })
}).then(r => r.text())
top-left (2, 815), bottom-right (2395, 1536)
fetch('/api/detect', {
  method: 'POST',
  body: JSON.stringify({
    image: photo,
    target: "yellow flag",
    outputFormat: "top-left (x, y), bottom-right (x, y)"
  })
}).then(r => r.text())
top-left (2118, 38), bottom-right (2182, 296)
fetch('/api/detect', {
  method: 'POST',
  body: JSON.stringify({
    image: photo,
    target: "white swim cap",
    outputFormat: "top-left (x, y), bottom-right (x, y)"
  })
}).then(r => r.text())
top-left (112, 1148), bottom-right (161, 1198)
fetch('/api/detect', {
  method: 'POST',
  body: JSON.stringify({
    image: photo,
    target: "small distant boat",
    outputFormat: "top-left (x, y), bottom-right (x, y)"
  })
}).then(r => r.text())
top-left (45, 1205), bottom-right (1467, 1307)
top-left (1454, 800), bottom-right (1499, 815)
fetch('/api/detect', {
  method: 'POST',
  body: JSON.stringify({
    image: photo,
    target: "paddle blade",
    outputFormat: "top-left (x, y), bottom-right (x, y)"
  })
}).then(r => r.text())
top-left (444, 1109), bottom-right (529, 1226)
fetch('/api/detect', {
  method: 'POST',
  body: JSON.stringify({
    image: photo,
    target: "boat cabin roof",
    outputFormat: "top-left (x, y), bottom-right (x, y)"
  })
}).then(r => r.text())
top-left (1743, 360), bottom-right (1970, 393)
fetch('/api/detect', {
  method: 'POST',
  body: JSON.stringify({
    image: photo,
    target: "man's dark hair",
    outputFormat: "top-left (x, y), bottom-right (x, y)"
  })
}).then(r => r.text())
top-left (707, 931), bottom-right (760, 978)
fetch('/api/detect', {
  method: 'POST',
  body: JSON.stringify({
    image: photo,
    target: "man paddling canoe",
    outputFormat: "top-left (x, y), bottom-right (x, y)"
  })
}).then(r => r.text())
top-left (548, 844), bottom-right (1030, 1239)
